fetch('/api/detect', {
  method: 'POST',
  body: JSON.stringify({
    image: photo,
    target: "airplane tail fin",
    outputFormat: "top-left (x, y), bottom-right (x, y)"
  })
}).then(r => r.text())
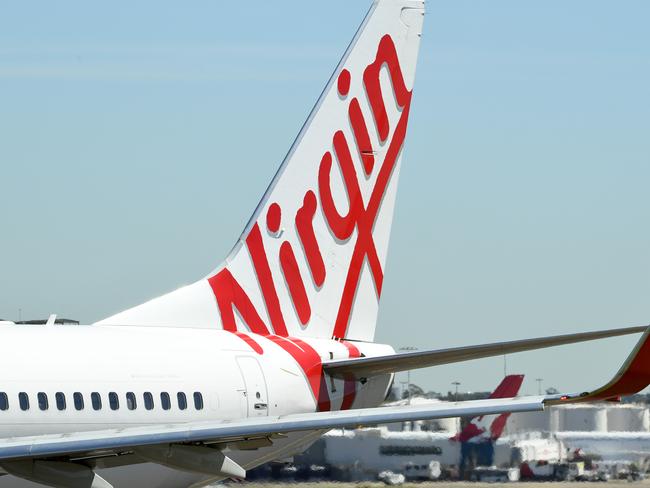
top-left (97, 0), bottom-right (425, 342)
top-left (488, 374), bottom-right (525, 401)
top-left (453, 375), bottom-right (525, 442)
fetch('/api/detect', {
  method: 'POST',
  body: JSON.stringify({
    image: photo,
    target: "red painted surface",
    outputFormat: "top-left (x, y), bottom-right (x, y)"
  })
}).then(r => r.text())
top-left (266, 203), bottom-right (281, 233)
top-left (596, 334), bottom-right (650, 399)
top-left (208, 224), bottom-right (288, 336)
top-left (230, 331), bottom-right (264, 355)
top-left (245, 224), bottom-right (289, 337)
top-left (349, 97), bottom-right (375, 175)
top-left (363, 35), bottom-right (411, 143)
top-left (319, 132), bottom-right (363, 240)
top-left (454, 422), bottom-right (483, 443)
top-left (519, 462), bottom-right (534, 479)
top-left (489, 413), bottom-right (510, 440)
top-left (452, 375), bottom-right (525, 442)
top-left (565, 333), bottom-right (650, 402)
top-left (337, 69), bottom-right (351, 96)
top-left (280, 241), bottom-right (311, 325)
top-left (340, 341), bottom-right (362, 410)
top-left (267, 335), bottom-right (331, 411)
top-left (295, 191), bottom-right (326, 287)
top-left (341, 340), bottom-right (361, 359)
top-left (208, 269), bottom-right (270, 335)
top-left (227, 331), bottom-right (332, 412)
top-left (489, 374), bottom-right (524, 399)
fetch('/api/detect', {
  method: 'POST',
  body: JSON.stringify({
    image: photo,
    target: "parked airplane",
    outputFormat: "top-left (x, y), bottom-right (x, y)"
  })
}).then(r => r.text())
top-left (453, 374), bottom-right (525, 444)
top-left (1, 1), bottom-right (648, 487)
top-left (453, 375), bottom-right (525, 472)
top-left (292, 375), bottom-right (526, 478)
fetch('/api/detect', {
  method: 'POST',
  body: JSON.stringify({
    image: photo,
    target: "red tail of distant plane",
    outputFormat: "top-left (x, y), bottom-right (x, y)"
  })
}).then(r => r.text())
top-left (452, 374), bottom-right (525, 443)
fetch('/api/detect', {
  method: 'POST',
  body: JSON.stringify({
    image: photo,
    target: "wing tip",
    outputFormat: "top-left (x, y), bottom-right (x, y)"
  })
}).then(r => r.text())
top-left (547, 325), bottom-right (650, 405)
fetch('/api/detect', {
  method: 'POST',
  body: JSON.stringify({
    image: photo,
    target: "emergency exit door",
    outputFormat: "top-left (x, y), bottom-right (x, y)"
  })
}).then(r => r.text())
top-left (236, 356), bottom-right (269, 417)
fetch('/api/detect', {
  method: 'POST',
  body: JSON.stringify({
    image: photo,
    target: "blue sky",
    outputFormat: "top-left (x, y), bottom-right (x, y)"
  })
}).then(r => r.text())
top-left (1, 1), bottom-right (649, 395)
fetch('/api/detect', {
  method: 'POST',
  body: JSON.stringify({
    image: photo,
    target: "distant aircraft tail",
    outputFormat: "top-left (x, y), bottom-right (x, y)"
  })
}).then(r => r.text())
top-left (97, 0), bottom-right (425, 342)
top-left (452, 375), bottom-right (525, 443)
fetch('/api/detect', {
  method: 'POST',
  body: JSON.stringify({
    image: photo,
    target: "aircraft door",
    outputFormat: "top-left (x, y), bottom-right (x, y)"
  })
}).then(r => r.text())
top-left (236, 356), bottom-right (269, 417)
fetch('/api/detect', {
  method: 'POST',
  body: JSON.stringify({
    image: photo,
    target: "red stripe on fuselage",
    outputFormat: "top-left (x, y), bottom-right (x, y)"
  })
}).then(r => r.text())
top-left (340, 340), bottom-right (361, 410)
top-left (266, 335), bottom-right (331, 412)
top-left (229, 331), bottom-right (264, 355)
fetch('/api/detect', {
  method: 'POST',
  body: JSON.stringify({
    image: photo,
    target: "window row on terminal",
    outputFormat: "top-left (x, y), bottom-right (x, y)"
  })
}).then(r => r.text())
top-left (0, 391), bottom-right (204, 412)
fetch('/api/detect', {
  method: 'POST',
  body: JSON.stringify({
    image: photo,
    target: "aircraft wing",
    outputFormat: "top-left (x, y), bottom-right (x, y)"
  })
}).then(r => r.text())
top-left (0, 326), bottom-right (648, 477)
top-left (0, 396), bottom-right (544, 464)
top-left (323, 325), bottom-right (648, 378)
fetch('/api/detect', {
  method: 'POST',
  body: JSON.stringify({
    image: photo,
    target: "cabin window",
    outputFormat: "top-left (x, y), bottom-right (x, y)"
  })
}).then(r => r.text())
top-left (160, 392), bottom-right (171, 411)
top-left (91, 392), bottom-right (102, 411)
top-left (55, 392), bottom-right (66, 411)
top-left (19, 392), bottom-right (29, 411)
top-left (38, 392), bottom-right (48, 411)
top-left (108, 392), bottom-right (119, 411)
top-left (73, 392), bottom-right (84, 411)
top-left (126, 392), bottom-right (137, 410)
top-left (144, 392), bottom-right (154, 410)
top-left (177, 392), bottom-right (187, 410)
top-left (193, 392), bottom-right (203, 411)
top-left (0, 393), bottom-right (8, 411)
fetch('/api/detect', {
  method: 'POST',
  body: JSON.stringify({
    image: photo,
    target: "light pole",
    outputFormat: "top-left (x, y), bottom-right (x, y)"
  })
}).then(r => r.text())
top-left (536, 378), bottom-right (543, 395)
top-left (399, 346), bottom-right (418, 404)
top-left (452, 381), bottom-right (461, 401)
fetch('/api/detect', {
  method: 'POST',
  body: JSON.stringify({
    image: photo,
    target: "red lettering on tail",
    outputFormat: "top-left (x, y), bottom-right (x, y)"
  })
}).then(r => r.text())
top-left (280, 241), bottom-right (311, 325)
top-left (209, 34), bottom-right (411, 340)
top-left (296, 191), bottom-right (326, 287)
top-left (363, 35), bottom-right (412, 143)
top-left (266, 203), bottom-right (282, 234)
top-left (209, 223), bottom-right (288, 336)
top-left (329, 36), bottom-right (412, 339)
top-left (337, 69), bottom-right (351, 97)
top-left (208, 269), bottom-right (271, 335)
top-left (349, 98), bottom-right (375, 175)
top-left (246, 224), bottom-right (289, 337)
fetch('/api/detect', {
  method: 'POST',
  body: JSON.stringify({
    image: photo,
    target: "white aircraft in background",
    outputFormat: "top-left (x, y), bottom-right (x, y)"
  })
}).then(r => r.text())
top-left (1, 1), bottom-right (648, 487)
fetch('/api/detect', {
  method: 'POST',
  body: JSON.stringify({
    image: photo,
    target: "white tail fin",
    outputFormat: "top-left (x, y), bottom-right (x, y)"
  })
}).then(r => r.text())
top-left (98, 0), bottom-right (425, 342)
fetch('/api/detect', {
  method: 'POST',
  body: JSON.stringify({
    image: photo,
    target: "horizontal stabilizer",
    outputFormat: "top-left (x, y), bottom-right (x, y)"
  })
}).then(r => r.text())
top-left (323, 325), bottom-right (648, 378)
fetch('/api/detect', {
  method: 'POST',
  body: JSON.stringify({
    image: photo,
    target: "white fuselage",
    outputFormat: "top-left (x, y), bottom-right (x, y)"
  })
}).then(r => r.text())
top-left (0, 324), bottom-right (394, 487)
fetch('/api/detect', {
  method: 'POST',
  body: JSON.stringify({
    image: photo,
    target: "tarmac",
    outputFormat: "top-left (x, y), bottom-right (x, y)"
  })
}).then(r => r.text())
top-left (224, 483), bottom-right (650, 488)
